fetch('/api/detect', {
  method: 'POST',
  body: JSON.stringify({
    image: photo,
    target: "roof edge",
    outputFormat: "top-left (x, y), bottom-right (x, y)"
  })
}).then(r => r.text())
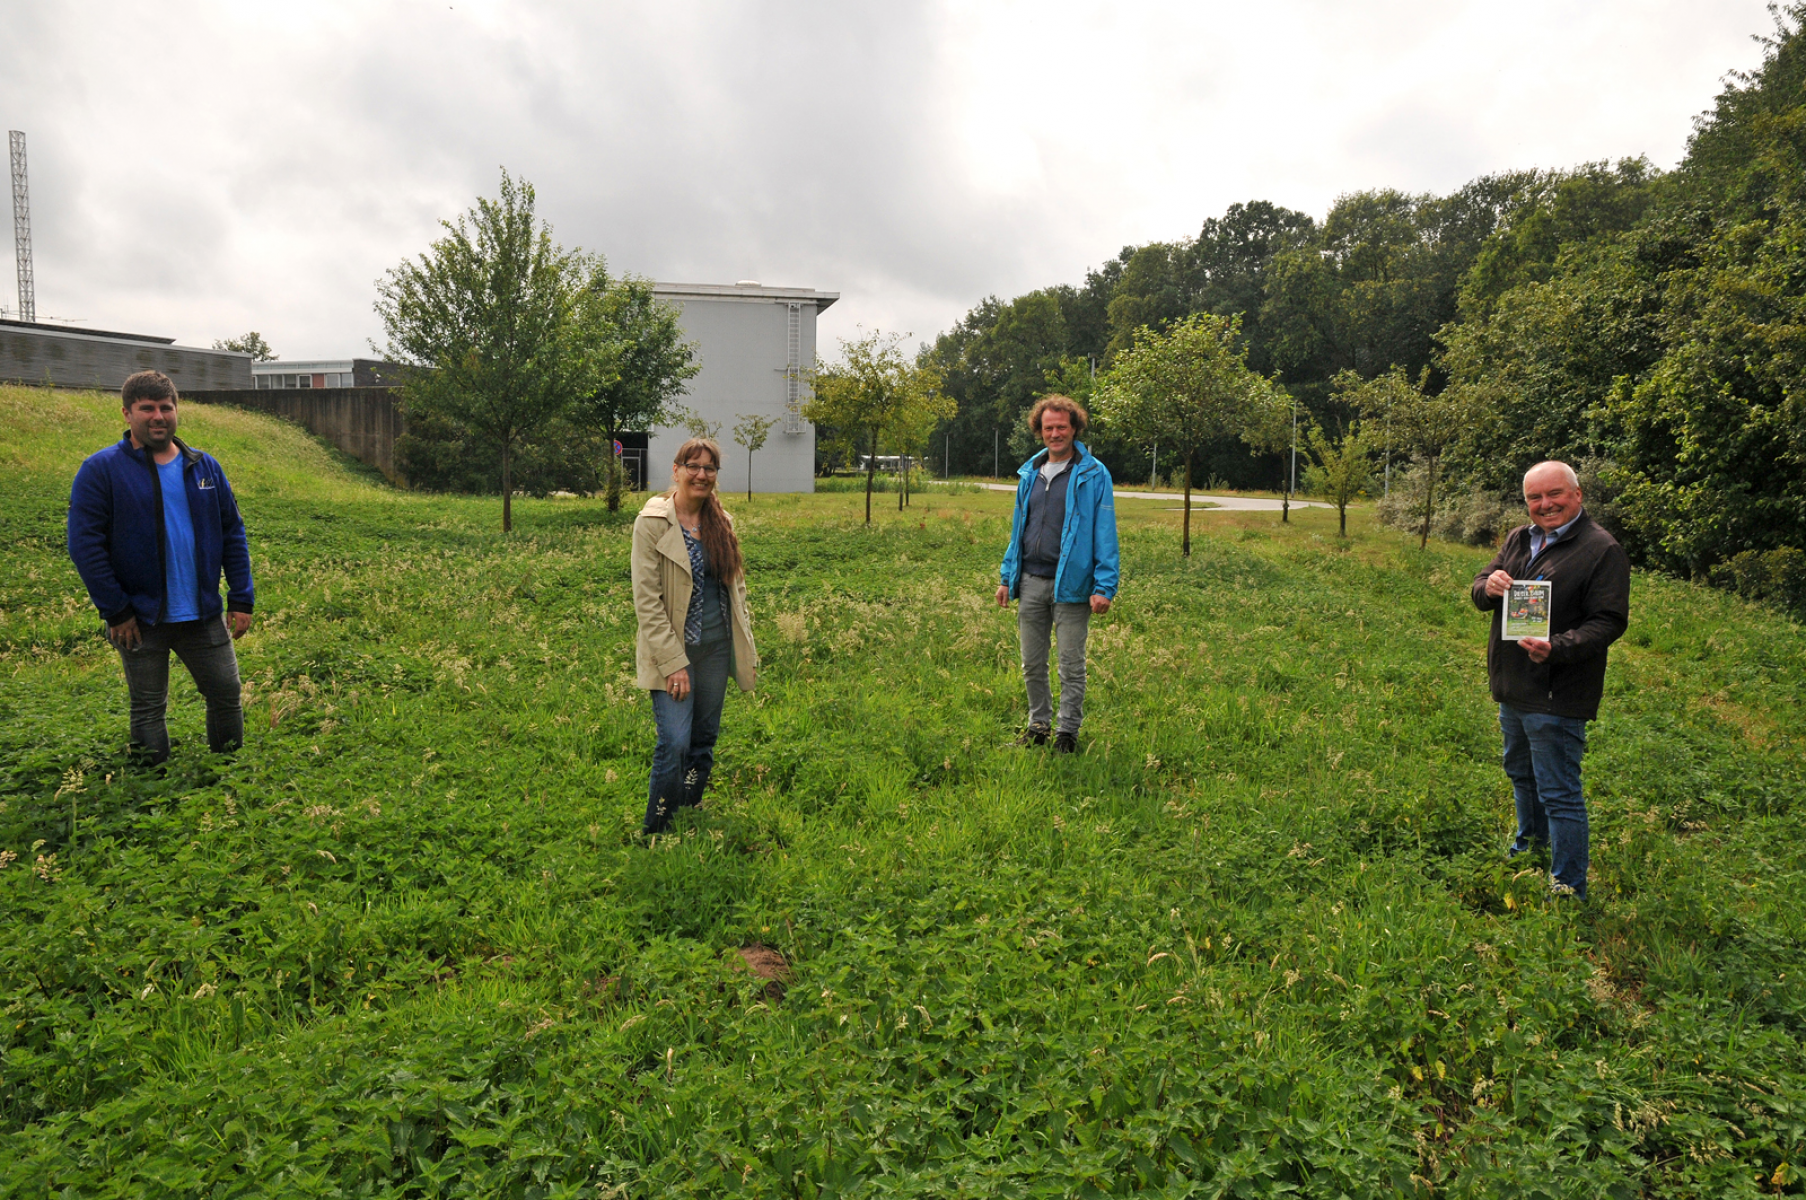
top-left (653, 282), bottom-right (838, 312)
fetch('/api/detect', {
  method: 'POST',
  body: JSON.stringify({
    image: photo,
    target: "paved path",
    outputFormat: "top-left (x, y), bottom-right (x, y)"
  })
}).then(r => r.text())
top-left (959, 481), bottom-right (1327, 511)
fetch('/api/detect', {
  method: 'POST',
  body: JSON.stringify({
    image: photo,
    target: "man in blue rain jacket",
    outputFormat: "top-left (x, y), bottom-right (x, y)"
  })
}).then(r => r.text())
top-left (68, 371), bottom-right (255, 763)
top-left (995, 395), bottom-right (1120, 753)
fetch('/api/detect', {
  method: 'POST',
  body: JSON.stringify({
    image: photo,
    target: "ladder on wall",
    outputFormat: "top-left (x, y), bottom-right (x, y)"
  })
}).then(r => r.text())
top-left (783, 301), bottom-right (805, 434)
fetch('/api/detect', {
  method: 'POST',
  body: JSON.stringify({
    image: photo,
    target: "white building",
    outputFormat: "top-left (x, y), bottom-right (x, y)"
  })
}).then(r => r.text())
top-left (649, 281), bottom-right (837, 494)
top-left (251, 359), bottom-right (405, 390)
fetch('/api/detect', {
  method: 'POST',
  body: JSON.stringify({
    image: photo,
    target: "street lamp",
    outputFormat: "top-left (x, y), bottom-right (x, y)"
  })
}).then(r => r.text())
top-left (1290, 394), bottom-right (1298, 497)
top-left (1281, 392), bottom-right (1297, 523)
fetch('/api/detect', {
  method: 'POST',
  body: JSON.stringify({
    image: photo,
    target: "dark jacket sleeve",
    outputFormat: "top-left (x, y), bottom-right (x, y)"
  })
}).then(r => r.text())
top-left (67, 457), bottom-right (133, 625)
top-left (213, 458), bottom-right (255, 613)
top-left (1471, 532), bottom-right (1515, 611)
top-left (1549, 538), bottom-right (1629, 664)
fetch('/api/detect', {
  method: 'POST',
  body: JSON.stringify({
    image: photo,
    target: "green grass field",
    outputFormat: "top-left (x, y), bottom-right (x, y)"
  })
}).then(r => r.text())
top-left (2, 386), bottom-right (1803, 1197)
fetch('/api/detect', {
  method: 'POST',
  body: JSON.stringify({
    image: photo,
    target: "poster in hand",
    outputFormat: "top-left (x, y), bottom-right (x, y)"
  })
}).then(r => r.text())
top-left (1504, 579), bottom-right (1552, 641)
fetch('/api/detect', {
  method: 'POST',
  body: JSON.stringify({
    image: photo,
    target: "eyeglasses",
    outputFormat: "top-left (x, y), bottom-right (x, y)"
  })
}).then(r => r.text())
top-left (680, 463), bottom-right (719, 477)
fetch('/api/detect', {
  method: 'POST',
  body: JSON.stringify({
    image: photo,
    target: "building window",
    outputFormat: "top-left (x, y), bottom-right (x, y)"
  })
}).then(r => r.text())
top-left (297, 374), bottom-right (311, 388)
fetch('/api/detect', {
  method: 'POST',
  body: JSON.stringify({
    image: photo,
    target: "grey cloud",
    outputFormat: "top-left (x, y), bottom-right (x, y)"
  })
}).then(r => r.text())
top-left (0, 0), bottom-right (1778, 357)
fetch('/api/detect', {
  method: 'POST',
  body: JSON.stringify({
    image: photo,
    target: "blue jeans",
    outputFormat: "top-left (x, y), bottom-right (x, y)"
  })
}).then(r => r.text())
top-left (644, 638), bottom-right (731, 834)
top-left (1499, 704), bottom-right (1589, 898)
top-left (115, 615), bottom-right (244, 764)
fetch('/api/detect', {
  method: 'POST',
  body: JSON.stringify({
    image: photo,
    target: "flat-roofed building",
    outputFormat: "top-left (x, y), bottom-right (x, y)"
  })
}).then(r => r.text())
top-left (0, 318), bottom-right (252, 392)
top-left (649, 281), bottom-right (837, 494)
top-left (251, 358), bottom-right (405, 390)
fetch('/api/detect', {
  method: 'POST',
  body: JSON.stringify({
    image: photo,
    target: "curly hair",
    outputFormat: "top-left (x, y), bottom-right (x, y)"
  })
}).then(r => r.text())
top-left (1028, 394), bottom-right (1087, 439)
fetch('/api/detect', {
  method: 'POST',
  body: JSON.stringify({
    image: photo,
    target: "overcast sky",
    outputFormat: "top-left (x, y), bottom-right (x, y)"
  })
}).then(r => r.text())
top-left (0, 1), bottom-right (1778, 360)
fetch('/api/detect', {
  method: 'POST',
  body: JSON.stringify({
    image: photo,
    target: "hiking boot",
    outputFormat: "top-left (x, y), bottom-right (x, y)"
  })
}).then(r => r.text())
top-left (1052, 731), bottom-right (1078, 754)
top-left (1014, 726), bottom-right (1050, 747)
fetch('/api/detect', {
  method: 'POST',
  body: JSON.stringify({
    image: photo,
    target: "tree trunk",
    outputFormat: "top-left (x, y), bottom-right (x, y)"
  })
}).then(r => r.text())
top-left (747, 445), bottom-right (754, 504)
top-left (1419, 454), bottom-right (1437, 550)
top-left (1182, 451), bottom-right (1193, 558)
top-left (1339, 497), bottom-right (1348, 537)
top-left (605, 425), bottom-right (623, 512)
top-left (865, 428), bottom-right (877, 525)
top-left (501, 441), bottom-right (514, 533)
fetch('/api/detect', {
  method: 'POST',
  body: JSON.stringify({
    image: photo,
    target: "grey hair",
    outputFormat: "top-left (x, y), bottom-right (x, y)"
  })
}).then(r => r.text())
top-left (1524, 460), bottom-right (1579, 489)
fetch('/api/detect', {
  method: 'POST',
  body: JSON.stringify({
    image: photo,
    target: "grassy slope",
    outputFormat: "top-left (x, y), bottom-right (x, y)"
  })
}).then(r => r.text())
top-left (1, 386), bottom-right (1803, 1197)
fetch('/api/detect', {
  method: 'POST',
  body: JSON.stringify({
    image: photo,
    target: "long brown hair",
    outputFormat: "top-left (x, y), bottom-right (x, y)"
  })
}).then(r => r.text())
top-left (671, 437), bottom-right (744, 582)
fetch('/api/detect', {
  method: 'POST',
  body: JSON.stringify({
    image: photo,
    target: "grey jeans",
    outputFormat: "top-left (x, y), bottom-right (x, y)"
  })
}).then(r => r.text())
top-left (1016, 574), bottom-right (1091, 735)
top-left (115, 615), bottom-right (244, 762)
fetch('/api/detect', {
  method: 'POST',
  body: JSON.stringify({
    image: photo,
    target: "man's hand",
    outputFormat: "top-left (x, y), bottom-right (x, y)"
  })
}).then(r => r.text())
top-left (995, 585), bottom-right (1010, 608)
top-left (1090, 595), bottom-right (1112, 615)
top-left (227, 611), bottom-right (252, 640)
top-left (108, 616), bottom-right (142, 650)
top-left (1484, 569), bottom-right (1513, 599)
top-left (1519, 636), bottom-right (1552, 664)
top-left (666, 668), bottom-right (691, 700)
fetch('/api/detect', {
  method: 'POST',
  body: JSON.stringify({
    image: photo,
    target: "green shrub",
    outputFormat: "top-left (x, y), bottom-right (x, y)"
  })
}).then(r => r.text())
top-left (1376, 462), bottom-right (1522, 546)
top-left (1711, 545), bottom-right (1806, 618)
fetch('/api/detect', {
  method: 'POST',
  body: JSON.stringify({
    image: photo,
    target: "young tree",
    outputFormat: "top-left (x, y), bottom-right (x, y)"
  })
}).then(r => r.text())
top-left (1342, 367), bottom-right (1472, 548)
top-left (213, 332), bottom-right (277, 361)
top-left (1095, 313), bottom-right (1284, 556)
top-left (375, 171), bottom-right (609, 531)
top-left (805, 329), bottom-right (946, 524)
top-left (732, 412), bottom-right (779, 502)
top-left (884, 378), bottom-right (957, 510)
top-left (572, 277), bottom-right (699, 511)
top-left (670, 405), bottom-right (721, 442)
top-left (1303, 420), bottom-right (1374, 536)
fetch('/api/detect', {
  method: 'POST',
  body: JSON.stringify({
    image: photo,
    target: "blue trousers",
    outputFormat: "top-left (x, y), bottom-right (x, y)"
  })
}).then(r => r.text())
top-left (1499, 704), bottom-right (1590, 898)
top-left (643, 638), bottom-right (731, 834)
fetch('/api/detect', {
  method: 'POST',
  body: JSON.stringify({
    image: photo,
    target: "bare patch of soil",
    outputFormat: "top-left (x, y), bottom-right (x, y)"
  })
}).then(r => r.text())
top-left (732, 944), bottom-right (791, 1002)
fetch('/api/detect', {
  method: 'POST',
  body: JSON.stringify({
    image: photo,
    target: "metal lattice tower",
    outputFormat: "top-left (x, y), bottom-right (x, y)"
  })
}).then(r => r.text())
top-left (10, 131), bottom-right (35, 324)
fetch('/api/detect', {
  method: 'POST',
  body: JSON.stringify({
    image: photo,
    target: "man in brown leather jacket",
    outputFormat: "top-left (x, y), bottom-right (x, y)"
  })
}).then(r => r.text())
top-left (1470, 461), bottom-right (1630, 899)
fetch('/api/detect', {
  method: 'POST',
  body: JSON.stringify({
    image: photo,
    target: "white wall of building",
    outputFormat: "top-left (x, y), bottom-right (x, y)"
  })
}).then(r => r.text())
top-left (648, 283), bottom-right (835, 495)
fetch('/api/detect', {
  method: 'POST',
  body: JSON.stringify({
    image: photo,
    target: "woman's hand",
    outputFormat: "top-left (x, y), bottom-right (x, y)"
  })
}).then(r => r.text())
top-left (666, 668), bottom-right (691, 700)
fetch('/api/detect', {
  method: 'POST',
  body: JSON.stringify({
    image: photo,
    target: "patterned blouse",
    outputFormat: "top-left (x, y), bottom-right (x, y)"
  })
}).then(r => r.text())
top-left (681, 526), bottom-right (731, 644)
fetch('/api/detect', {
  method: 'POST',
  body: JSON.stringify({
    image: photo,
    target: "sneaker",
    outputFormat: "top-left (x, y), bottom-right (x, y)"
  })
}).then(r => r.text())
top-left (1052, 731), bottom-right (1078, 754)
top-left (1014, 726), bottom-right (1050, 747)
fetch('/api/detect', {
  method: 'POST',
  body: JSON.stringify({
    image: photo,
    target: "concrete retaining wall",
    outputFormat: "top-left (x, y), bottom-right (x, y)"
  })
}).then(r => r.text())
top-left (190, 388), bottom-right (405, 483)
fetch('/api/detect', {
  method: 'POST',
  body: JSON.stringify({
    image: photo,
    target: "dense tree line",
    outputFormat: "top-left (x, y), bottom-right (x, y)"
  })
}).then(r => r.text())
top-left (924, 6), bottom-right (1806, 612)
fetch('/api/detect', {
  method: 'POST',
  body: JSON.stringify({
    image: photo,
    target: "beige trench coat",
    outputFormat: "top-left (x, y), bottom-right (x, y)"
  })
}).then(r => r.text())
top-left (631, 493), bottom-right (757, 692)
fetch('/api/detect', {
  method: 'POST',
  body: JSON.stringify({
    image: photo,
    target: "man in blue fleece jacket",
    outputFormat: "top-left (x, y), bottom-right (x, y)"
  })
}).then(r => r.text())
top-left (68, 371), bottom-right (255, 763)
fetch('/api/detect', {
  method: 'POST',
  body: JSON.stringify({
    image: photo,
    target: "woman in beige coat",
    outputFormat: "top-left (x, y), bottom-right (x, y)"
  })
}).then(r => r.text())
top-left (632, 437), bottom-right (757, 834)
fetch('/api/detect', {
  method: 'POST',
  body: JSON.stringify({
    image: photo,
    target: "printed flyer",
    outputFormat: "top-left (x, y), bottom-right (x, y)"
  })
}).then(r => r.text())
top-left (1504, 579), bottom-right (1553, 641)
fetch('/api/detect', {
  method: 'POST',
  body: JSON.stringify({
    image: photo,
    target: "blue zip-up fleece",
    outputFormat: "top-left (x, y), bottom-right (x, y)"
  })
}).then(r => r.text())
top-left (999, 442), bottom-right (1120, 603)
top-left (68, 434), bottom-right (255, 626)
